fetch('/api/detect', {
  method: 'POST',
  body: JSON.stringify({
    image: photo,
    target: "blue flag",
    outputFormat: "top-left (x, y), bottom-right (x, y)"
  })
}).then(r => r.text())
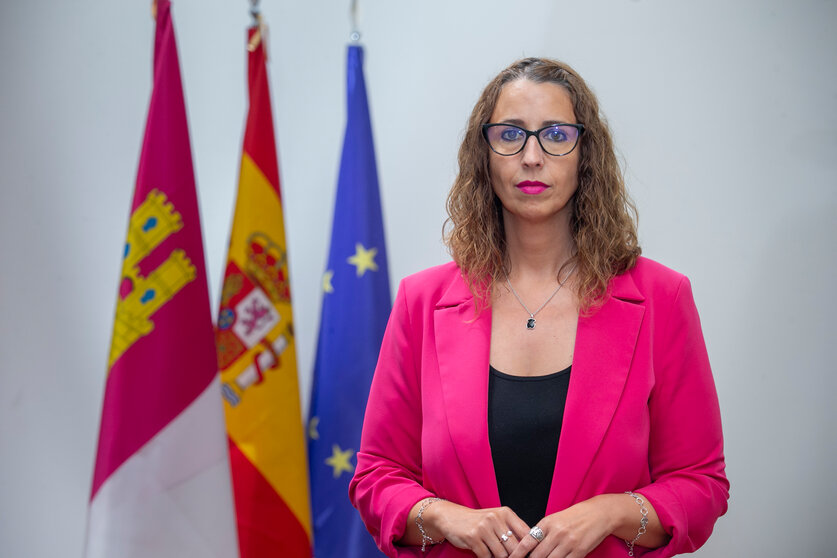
top-left (308, 44), bottom-right (390, 558)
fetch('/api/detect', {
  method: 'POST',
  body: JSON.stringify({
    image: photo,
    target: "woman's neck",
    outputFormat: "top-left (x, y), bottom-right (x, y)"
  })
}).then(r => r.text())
top-left (503, 211), bottom-right (575, 283)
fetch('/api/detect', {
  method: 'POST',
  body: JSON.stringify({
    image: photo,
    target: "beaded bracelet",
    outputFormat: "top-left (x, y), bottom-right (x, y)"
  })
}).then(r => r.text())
top-left (416, 497), bottom-right (444, 552)
top-left (624, 491), bottom-right (648, 557)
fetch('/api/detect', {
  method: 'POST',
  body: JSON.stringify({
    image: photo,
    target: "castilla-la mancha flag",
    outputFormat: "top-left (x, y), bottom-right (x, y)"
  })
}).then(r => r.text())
top-left (213, 23), bottom-right (312, 558)
top-left (84, 1), bottom-right (239, 557)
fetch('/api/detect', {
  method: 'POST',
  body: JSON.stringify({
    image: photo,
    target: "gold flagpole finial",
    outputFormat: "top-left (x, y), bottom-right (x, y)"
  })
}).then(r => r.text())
top-left (247, 0), bottom-right (267, 54)
top-left (151, 0), bottom-right (157, 20)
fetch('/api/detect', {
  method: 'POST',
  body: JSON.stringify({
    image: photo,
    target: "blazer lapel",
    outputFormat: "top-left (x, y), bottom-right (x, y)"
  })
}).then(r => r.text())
top-left (546, 272), bottom-right (645, 512)
top-left (434, 275), bottom-right (501, 509)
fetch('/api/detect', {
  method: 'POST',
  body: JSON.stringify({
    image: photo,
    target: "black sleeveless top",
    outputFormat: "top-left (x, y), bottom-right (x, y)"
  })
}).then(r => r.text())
top-left (487, 365), bottom-right (571, 527)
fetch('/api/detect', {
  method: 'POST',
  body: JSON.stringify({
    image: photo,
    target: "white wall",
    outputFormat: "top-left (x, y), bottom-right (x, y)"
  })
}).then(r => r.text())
top-left (1, 1), bottom-right (835, 556)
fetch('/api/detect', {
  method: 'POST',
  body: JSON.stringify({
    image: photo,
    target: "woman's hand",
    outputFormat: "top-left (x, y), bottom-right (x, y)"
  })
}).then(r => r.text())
top-left (508, 496), bottom-right (612, 558)
top-left (508, 493), bottom-right (668, 558)
top-left (407, 499), bottom-right (530, 558)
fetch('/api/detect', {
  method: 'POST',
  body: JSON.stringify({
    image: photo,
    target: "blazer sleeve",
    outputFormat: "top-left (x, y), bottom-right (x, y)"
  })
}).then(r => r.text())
top-left (636, 276), bottom-right (730, 557)
top-left (349, 279), bottom-right (435, 557)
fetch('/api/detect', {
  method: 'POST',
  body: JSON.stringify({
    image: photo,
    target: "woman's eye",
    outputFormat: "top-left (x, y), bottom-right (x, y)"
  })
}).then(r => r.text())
top-left (543, 127), bottom-right (569, 142)
top-left (499, 128), bottom-right (523, 142)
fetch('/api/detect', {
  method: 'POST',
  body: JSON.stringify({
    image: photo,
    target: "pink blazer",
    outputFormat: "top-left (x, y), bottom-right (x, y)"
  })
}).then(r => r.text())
top-left (349, 258), bottom-right (728, 558)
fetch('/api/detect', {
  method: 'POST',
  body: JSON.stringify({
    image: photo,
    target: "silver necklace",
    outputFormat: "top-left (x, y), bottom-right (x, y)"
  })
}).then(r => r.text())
top-left (505, 264), bottom-right (576, 330)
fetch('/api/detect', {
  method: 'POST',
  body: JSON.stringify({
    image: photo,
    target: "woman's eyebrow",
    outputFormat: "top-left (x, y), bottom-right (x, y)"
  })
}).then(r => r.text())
top-left (496, 118), bottom-right (575, 126)
top-left (497, 118), bottom-right (526, 125)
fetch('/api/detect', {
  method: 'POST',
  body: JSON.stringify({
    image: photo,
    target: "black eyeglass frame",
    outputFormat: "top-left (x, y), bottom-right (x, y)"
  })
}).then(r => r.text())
top-left (481, 123), bottom-right (586, 157)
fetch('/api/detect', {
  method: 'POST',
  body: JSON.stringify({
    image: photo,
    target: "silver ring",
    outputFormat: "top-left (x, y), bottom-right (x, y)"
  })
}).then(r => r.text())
top-left (500, 533), bottom-right (509, 542)
top-left (529, 526), bottom-right (545, 542)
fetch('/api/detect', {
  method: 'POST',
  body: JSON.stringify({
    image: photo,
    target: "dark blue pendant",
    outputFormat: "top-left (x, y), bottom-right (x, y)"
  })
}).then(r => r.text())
top-left (526, 318), bottom-right (536, 330)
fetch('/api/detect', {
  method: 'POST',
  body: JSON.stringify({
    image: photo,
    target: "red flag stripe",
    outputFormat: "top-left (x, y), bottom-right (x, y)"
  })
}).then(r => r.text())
top-left (228, 440), bottom-right (312, 558)
top-left (243, 30), bottom-right (280, 194)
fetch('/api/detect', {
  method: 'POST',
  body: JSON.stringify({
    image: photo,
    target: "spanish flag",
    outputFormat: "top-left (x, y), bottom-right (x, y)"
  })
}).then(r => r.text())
top-left (214, 22), bottom-right (312, 558)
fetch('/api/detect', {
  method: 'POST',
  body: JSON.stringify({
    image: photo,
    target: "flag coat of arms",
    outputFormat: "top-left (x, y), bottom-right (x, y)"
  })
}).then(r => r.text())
top-left (215, 23), bottom-right (313, 558)
top-left (85, 1), bottom-right (239, 557)
top-left (308, 44), bottom-right (389, 558)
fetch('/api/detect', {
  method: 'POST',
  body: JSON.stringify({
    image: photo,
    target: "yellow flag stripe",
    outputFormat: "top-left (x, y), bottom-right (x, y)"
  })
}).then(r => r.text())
top-left (222, 153), bottom-right (311, 535)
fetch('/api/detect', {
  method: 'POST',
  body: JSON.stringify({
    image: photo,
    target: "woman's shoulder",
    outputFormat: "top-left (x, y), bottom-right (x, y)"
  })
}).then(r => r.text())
top-left (620, 256), bottom-right (691, 301)
top-left (402, 260), bottom-right (462, 285)
top-left (398, 261), bottom-right (469, 305)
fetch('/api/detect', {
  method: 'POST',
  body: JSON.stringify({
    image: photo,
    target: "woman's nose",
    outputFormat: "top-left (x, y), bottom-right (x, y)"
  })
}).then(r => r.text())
top-left (520, 135), bottom-right (544, 167)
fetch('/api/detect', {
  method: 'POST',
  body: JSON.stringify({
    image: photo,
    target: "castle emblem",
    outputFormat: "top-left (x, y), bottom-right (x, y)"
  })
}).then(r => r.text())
top-left (108, 189), bottom-right (196, 367)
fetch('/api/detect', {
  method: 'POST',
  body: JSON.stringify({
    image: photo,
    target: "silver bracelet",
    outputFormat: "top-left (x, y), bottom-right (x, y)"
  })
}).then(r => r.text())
top-left (416, 497), bottom-right (444, 552)
top-left (624, 491), bottom-right (648, 557)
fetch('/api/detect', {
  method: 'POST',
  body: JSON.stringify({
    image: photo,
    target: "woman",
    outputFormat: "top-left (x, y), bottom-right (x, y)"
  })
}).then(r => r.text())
top-left (349, 58), bottom-right (728, 558)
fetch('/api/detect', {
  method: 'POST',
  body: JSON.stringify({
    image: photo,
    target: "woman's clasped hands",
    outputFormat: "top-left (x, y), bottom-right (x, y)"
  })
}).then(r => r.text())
top-left (508, 498), bottom-right (614, 558)
top-left (418, 501), bottom-right (529, 558)
top-left (419, 497), bottom-right (617, 558)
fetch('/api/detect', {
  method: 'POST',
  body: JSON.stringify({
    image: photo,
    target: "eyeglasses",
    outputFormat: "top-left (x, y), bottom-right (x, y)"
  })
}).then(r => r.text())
top-left (482, 123), bottom-right (585, 157)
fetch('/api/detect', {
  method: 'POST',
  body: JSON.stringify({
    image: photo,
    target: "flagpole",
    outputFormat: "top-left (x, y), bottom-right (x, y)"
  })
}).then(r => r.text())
top-left (248, 0), bottom-right (265, 52)
top-left (350, 0), bottom-right (361, 42)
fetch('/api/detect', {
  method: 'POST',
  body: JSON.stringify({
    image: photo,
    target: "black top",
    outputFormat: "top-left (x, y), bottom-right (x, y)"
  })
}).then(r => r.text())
top-left (487, 365), bottom-right (571, 527)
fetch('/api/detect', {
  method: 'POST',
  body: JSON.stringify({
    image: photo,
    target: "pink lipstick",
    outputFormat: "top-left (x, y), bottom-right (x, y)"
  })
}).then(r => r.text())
top-left (516, 180), bottom-right (548, 195)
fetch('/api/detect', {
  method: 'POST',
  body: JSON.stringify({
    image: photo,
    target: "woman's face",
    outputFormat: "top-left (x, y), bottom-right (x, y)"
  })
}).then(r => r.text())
top-left (488, 79), bottom-right (580, 227)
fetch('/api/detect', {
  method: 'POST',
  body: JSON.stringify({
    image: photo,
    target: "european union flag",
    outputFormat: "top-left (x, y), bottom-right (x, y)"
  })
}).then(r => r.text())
top-left (308, 44), bottom-right (389, 558)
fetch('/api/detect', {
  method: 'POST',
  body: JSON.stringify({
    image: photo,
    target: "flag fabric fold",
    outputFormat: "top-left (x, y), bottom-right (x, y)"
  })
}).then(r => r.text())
top-left (308, 44), bottom-right (390, 558)
top-left (215, 25), bottom-right (313, 558)
top-left (85, 1), bottom-right (239, 557)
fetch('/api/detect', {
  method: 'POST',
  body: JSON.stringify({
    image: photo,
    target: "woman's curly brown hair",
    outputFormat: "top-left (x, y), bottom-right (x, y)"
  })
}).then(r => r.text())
top-left (444, 57), bottom-right (640, 311)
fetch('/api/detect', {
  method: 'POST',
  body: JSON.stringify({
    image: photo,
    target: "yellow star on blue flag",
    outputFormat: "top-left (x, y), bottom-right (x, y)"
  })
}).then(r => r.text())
top-left (308, 416), bottom-right (320, 440)
top-left (347, 243), bottom-right (378, 276)
top-left (322, 270), bottom-right (334, 293)
top-left (324, 444), bottom-right (355, 478)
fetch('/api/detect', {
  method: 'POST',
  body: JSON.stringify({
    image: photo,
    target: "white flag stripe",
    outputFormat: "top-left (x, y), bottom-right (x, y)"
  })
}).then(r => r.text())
top-left (85, 378), bottom-right (238, 558)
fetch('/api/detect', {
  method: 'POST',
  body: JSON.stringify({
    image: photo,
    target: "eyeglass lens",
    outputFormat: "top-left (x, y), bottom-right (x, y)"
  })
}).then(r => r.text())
top-left (485, 124), bottom-right (580, 156)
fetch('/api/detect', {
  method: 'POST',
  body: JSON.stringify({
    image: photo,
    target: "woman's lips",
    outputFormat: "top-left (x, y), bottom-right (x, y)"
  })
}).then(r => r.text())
top-left (516, 180), bottom-right (548, 194)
